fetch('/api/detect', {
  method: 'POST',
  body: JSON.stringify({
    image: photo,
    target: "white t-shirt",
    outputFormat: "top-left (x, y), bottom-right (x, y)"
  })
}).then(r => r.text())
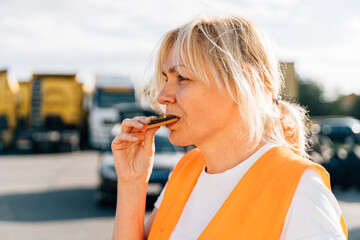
top-left (154, 144), bottom-right (346, 240)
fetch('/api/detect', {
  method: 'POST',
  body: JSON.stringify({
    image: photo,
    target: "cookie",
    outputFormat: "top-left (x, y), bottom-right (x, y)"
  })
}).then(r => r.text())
top-left (147, 116), bottom-right (179, 129)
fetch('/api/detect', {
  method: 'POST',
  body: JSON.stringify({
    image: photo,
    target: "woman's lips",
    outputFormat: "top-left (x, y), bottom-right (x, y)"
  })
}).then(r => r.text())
top-left (166, 118), bottom-right (180, 128)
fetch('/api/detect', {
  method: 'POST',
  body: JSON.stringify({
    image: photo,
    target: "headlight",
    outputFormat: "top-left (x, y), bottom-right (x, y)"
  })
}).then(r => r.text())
top-left (49, 131), bottom-right (61, 141)
top-left (322, 125), bottom-right (332, 135)
top-left (352, 124), bottom-right (360, 134)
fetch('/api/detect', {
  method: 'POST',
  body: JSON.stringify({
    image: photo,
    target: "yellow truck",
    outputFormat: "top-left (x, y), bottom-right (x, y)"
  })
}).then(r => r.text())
top-left (17, 81), bottom-right (32, 127)
top-left (0, 70), bottom-right (19, 151)
top-left (17, 73), bottom-right (85, 152)
top-left (15, 80), bottom-right (33, 150)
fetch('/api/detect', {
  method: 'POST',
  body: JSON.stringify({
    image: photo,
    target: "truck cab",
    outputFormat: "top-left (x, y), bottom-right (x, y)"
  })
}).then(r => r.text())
top-left (23, 73), bottom-right (85, 152)
top-left (88, 75), bottom-right (136, 150)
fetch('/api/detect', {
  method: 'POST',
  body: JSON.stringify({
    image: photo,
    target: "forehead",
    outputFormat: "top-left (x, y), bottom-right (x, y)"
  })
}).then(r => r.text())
top-left (162, 46), bottom-right (184, 72)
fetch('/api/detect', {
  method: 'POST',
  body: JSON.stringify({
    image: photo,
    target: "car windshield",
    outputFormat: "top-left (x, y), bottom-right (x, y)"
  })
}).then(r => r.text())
top-left (96, 89), bottom-right (136, 108)
top-left (320, 117), bottom-right (360, 127)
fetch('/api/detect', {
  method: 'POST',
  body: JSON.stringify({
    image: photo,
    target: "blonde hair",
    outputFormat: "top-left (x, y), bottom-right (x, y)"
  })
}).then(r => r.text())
top-left (149, 14), bottom-right (310, 158)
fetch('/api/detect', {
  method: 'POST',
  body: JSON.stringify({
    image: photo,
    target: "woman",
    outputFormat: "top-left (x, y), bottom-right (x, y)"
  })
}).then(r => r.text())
top-left (111, 15), bottom-right (347, 239)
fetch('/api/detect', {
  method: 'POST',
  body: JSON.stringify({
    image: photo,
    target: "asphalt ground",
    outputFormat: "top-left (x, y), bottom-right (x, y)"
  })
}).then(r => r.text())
top-left (0, 151), bottom-right (359, 239)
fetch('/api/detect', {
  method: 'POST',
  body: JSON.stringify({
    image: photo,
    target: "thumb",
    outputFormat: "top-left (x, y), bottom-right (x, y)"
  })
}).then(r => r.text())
top-left (143, 127), bottom-right (159, 154)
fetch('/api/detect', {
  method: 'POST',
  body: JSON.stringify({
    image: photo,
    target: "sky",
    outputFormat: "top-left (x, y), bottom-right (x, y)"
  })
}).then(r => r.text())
top-left (0, 0), bottom-right (359, 98)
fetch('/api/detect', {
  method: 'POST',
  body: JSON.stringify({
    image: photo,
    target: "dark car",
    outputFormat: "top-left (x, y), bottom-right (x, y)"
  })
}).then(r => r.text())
top-left (311, 116), bottom-right (360, 144)
top-left (309, 117), bottom-right (360, 188)
top-left (94, 131), bottom-right (185, 205)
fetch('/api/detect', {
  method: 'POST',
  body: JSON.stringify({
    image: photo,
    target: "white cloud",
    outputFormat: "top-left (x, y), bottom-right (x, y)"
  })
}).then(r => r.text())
top-left (243, 0), bottom-right (298, 7)
top-left (0, 0), bottom-right (359, 97)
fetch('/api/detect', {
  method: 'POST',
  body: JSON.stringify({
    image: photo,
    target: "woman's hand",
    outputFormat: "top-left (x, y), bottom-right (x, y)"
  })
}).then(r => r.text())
top-left (111, 116), bottom-right (160, 185)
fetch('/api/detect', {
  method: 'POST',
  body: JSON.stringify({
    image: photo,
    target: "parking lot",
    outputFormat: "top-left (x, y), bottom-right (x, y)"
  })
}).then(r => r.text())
top-left (0, 151), bottom-right (360, 239)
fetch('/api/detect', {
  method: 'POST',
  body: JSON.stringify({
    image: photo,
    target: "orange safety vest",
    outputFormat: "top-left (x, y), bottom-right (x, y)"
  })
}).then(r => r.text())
top-left (148, 146), bottom-right (348, 240)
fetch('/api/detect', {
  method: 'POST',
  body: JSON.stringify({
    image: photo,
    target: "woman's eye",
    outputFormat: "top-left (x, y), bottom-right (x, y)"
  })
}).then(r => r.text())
top-left (178, 75), bottom-right (189, 81)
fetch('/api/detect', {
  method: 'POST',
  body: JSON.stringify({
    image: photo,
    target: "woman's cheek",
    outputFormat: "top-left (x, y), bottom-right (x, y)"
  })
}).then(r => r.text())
top-left (177, 87), bottom-right (197, 106)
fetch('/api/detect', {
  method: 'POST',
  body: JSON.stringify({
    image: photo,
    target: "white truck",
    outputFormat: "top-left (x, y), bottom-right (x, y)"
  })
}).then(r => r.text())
top-left (88, 75), bottom-right (136, 150)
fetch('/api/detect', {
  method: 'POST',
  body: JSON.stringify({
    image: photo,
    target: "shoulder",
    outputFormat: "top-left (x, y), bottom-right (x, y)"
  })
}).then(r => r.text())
top-left (295, 169), bottom-right (341, 214)
top-left (281, 169), bottom-right (346, 239)
top-left (270, 146), bottom-right (329, 179)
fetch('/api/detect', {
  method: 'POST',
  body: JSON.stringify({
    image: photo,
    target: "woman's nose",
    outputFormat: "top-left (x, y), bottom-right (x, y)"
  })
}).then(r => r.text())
top-left (157, 82), bottom-right (176, 105)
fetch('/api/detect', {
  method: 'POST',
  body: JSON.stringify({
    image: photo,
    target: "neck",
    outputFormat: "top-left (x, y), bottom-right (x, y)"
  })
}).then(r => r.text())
top-left (197, 128), bottom-right (265, 174)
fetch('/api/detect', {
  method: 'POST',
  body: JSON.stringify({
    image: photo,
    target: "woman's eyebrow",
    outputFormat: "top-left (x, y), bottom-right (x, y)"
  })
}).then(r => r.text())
top-left (161, 71), bottom-right (167, 77)
top-left (162, 67), bottom-right (177, 77)
top-left (162, 64), bottom-right (187, 76)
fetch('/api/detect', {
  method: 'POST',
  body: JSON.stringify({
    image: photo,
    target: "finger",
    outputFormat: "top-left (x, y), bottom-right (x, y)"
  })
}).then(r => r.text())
top-left (137, 116), bottom-right (158, 125)
top-left (143, 126), bottom-right (160, 151)
top-left (121, 118), bottom-right (145, 132)
top-left (134, 116), bottom-right (159, 133)
top-left (112, 132), bottom-right (139, 147)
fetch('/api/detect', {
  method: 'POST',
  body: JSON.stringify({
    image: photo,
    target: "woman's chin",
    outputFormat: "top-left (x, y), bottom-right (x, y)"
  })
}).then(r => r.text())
top-left (168, 132), bottom-right (192, 147)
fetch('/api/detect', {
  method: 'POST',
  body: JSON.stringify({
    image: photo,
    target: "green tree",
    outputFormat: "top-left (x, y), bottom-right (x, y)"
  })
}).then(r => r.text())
top-left (297, 77), bottom-right (360, 119)
top-left (352, 95), bottom-right (360, 119)
top-left (297, 78), bottom-right (331, 116)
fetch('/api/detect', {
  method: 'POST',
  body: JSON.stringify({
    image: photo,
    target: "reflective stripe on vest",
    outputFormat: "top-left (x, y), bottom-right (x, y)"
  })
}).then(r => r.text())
top-left (148, 146), bottom-right (348, 239)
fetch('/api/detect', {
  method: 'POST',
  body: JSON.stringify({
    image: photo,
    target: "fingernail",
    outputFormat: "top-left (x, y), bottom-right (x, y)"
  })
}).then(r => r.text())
top-left (132, 136), bottom-right (138, 140)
